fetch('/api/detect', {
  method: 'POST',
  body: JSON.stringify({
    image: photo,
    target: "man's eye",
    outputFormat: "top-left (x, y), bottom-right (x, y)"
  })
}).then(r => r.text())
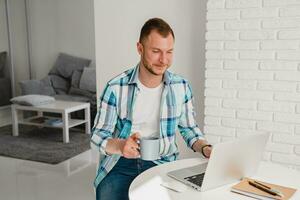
top-left (153, 50), bottom-right (159, 53)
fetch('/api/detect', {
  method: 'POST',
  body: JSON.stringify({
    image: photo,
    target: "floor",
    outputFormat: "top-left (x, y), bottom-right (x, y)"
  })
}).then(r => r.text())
top-left (0, 149), bottom-right (99, 200)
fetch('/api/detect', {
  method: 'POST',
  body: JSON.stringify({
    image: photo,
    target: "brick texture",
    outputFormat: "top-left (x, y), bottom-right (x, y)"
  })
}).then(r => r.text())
top-left (205, 0), bottom-right (300, 169)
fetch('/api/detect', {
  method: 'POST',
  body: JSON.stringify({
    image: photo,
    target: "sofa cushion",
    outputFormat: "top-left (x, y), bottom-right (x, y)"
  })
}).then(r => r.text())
top-left (69, 87), bottom-right (94, 99)
top-left (10, 95), bottom-right (55, 106)
top-left (54, 89), bottom-right (67, 95)
top-left (54, 94), bottom-right (90, 102)
top-left (79, 67), bottom-right (96, 93)
top-left (19, 77), bottom-right (56, 96)
top-left (71, 70), bottom-right (82, 88)
top-left (49, 75), bottom-right (70, 94)
top-left (49, 53), bottom-right (91, 79)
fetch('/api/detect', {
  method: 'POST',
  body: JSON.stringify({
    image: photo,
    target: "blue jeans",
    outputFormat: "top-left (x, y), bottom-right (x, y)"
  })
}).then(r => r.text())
top-left (96, 157), bottom-right (157, 200)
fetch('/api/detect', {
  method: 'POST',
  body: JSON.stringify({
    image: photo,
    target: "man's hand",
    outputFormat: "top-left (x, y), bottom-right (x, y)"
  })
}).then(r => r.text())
top-left (192, 139), bottom-right (213, 158)
top-left (119, 133), bottom-right (140, 158)
top-left (202, 145), bottom-right (212, 158)
top-left (105, 133), bottom-right (141, 158)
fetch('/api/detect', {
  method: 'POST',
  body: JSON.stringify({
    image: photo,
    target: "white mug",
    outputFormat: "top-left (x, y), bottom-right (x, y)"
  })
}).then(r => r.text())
top-left (139, 137), bottom-right (160, 161)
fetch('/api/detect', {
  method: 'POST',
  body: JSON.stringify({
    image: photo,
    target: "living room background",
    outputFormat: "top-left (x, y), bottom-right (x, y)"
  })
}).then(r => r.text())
top-left (0, 0), bottom-right (95, 127)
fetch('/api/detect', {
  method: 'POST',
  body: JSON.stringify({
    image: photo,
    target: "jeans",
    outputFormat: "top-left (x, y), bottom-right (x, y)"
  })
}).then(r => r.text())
top-left (96, 157), bottom-right (157, 200)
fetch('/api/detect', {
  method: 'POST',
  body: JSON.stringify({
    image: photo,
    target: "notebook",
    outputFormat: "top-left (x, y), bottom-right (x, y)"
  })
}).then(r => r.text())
top-left (231, 177), bottom-right (297, 200)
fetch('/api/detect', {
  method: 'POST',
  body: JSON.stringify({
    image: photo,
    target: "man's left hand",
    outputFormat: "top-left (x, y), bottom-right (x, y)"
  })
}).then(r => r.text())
top-left (202, 145), bottom-right (212, 158)
top-left (192, 140), bottom-right (213, 158)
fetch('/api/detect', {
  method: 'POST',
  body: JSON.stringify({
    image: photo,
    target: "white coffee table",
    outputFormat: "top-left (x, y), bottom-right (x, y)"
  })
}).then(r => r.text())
top-left (11, 100), bottom-right (91, 143)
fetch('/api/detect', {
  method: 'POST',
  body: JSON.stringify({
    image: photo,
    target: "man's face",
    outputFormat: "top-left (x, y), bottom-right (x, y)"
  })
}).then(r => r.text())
top-left (137, 30), bottom-right (174, 76)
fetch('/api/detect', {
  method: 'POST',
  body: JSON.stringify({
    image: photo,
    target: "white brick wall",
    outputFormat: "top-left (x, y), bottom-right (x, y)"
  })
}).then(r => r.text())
top-left (205, 0), bottom-right (300, 169)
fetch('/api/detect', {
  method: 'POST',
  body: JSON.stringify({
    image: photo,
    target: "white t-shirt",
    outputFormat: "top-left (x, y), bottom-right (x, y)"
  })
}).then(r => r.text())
top-left (131, 79), bottom-right (163, 138)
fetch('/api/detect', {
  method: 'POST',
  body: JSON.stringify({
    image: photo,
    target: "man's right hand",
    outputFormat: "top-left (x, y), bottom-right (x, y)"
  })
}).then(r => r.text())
top-left (119, 133), bottom-right (141, 158)
top-left (105, 133), bottom-right (141, 158)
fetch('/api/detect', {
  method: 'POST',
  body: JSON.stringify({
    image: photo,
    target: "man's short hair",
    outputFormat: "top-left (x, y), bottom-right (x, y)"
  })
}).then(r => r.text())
top-left (139, 18), bottom-right (175, 44)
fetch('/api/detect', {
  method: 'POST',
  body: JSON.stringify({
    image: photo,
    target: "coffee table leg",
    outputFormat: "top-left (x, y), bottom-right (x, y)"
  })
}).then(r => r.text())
top-left (85, 106), bottom-right (91, 134)
top-left (11, 105), bottom-right (19, 136)
top-left (62, 111), bottom-right (69, 143)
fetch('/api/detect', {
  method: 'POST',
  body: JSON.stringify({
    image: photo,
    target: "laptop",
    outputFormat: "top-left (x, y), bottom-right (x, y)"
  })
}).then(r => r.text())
top-left (167, 133), bottom-right (269, 192)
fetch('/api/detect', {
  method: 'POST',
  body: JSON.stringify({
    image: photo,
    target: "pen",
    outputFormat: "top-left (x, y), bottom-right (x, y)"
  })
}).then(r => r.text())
top-left (248, 180), bottom-right (284, 198)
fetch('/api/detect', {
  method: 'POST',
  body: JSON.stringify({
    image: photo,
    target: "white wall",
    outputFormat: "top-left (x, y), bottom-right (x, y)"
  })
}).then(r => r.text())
top-left (0, 0), bottom-right (10, 127)
top-left (9, 0), bottom-right (30, 95)
top-left (28, 0), bottom-right (95, 79)
top-left (0, 0), bottom-right (10, 79)
top-left (94, 0), bottom-right (207, 159)
top-left (205, 0), bottom-right (300, 170)
top-left (0, 0), bottom-right (8, 52)
top-left (0, 0), bottom-right (29, 126)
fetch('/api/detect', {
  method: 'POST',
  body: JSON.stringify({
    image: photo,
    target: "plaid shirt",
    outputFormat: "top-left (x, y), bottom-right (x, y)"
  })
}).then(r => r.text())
top-left (90, 64), bottom-right (205, 188)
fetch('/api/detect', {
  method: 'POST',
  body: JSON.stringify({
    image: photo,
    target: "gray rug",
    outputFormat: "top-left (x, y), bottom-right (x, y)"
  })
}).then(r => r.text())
top-left (0, 125), bottom-right (90, 164)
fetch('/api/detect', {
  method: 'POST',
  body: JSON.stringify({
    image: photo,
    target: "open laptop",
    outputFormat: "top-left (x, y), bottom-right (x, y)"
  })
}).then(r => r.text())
top-left (168, 133), bottom-right (269, 192)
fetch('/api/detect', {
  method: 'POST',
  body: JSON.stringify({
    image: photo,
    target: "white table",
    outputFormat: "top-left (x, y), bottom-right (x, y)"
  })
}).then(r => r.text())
top-left (129, 158), bottom-right (300, 200)
top-left (11, 100), bottom-right (91, 143)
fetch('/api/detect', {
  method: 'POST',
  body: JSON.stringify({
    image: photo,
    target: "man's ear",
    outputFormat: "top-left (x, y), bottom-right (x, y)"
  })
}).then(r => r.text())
top-left (137, 42), bottom-right (143, 55)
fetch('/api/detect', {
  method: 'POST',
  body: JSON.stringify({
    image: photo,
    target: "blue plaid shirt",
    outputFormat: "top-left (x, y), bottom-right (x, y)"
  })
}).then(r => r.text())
top-left (91, 64), bottom-right (205, 188)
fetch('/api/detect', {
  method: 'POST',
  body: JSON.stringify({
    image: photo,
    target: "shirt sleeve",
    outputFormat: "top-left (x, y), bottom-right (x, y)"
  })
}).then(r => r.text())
top-left (178, 82), bottom-right (206, 149)
top-left (90, 84), bottom-right (118, 155)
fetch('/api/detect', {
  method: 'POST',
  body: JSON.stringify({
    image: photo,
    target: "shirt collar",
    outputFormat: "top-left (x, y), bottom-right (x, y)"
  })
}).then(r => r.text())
top-left (128, 62), bottom-right (171, 86)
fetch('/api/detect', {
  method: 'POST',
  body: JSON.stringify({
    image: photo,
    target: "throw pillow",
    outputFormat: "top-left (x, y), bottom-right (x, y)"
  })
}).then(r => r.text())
top-left (79, 67), bottom-right (96, 93)
top-left (10, 95), bottom-right (55, 106)
top-left (49, 75), bottom-right (70, 94)
top-left (49, 53), bottom-right (91, 79)
top-left (19, 77), bottom-right (56, 96)
top-left (54, 94), bottom-right (90, 102)
top-left (71, 70), bottom-right (82, 88)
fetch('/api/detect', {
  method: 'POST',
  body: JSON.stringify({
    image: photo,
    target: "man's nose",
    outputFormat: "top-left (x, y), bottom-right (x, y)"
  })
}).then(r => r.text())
top-left (159, 53), bottom-right (168, 65)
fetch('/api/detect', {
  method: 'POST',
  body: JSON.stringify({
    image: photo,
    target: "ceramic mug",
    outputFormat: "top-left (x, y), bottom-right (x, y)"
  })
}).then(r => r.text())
top-left (139, 137), bottom-right (160, 161)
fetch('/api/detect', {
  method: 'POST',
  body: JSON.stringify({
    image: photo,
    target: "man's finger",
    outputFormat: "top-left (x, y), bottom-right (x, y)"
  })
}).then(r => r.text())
top-left (131, 132), bottom-right (141, 141)
top-left (130, 148), bottom-right (140, 158)
top-left (126, 146), bottom-right (140, 158)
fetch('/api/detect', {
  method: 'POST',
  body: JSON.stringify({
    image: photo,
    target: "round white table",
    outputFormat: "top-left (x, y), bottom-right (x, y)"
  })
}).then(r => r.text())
top-left (129, 158), bottom-right (300, 200)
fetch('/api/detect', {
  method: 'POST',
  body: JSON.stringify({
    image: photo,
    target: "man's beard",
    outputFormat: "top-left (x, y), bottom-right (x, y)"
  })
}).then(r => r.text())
top-left (142, 58), bottom-right (169, 76)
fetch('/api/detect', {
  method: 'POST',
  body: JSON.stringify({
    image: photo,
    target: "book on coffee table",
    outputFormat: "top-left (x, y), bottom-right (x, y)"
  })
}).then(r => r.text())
top-left (30, 116), bottom-right (49, 123)
top-left (45, 118), bottom-right (63, 126)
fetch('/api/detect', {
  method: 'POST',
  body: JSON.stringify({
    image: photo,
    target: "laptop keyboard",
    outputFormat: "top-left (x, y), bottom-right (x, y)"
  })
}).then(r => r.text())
top-left (184, 173), bottom-right (205, 187)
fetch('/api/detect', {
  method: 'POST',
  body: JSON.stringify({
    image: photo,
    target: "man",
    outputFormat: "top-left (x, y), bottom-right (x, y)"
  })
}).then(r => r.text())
top-left (91, 18), bottom-right (212, 200)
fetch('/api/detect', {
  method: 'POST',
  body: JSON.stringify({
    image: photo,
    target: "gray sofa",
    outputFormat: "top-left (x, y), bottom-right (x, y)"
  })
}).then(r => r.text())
top-left (19, 53), bottom-right (97, 124)
top-left (0, 51), bottom-right (12, 106)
